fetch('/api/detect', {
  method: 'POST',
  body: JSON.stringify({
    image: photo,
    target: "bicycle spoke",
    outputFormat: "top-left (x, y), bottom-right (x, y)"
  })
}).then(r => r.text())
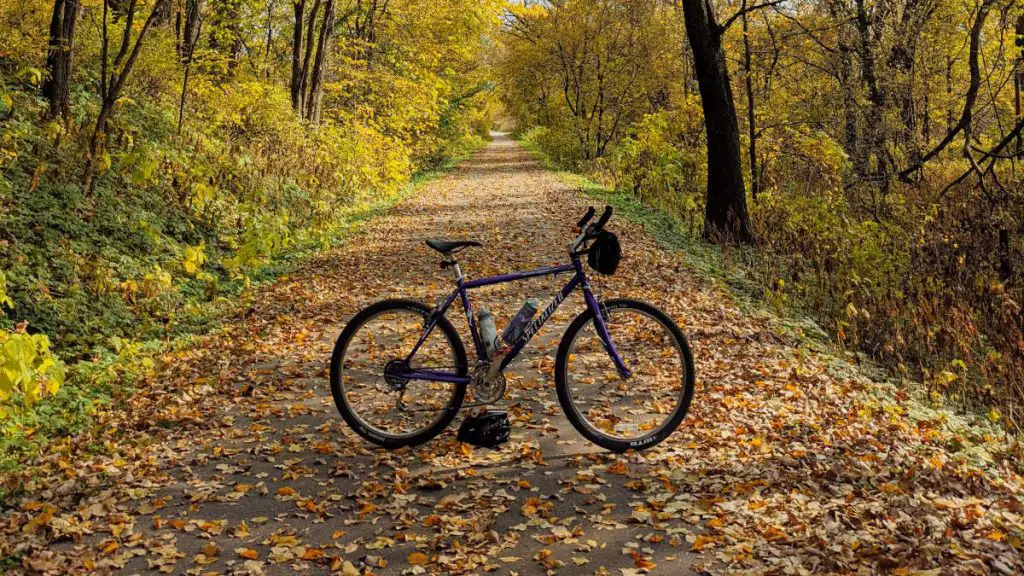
top-left (563, 306), bottom-right (686, 443)
top-left (339, 309), bottom-right (460, 438)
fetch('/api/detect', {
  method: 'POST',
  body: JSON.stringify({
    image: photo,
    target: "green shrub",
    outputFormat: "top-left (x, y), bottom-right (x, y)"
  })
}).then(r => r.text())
top-left (611, 106), bottom-right (706, 226)
top-left (0, 330), bottom-right (66, 418)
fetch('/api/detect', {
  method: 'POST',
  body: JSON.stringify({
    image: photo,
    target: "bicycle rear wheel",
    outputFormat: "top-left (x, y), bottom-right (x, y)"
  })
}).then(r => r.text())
top-left (555, 299), bottom-right (695, 452)
top-left (330, 299), bottom-right (467, 449)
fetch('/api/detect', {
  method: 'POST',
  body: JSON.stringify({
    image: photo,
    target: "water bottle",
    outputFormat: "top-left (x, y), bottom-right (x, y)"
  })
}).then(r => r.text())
top-left (477, 307), bottom-right (500, 357)
top-left (502, 298), bottom-right (540, 345)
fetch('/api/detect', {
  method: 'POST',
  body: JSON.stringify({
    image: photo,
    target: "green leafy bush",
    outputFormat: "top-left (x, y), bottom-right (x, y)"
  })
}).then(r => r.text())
top-left (611, 106), bottom-right (706, 226)
top-left (0, 330), bottom-right (66, 418)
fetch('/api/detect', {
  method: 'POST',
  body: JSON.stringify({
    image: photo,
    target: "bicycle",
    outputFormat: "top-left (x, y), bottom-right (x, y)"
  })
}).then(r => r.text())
top-left (329, 206), bottom-right (695, 452)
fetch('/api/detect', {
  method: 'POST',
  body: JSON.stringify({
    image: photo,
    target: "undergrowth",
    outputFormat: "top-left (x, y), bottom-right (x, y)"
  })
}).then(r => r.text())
top-left (0, 137), bottom-right (486, 473)
top-left (518, 133), bottom-right (1024, 460)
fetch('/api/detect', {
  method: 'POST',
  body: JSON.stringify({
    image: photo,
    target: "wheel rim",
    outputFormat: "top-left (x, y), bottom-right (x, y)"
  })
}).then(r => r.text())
top-left (563, 306), bottom-right (686, 444)
top-left (340, 308), bottom-right (460, 440)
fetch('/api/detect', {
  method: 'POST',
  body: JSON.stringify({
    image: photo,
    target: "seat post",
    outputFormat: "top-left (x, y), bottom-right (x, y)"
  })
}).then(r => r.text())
top-left (444, 255), bottom-right (464, 282)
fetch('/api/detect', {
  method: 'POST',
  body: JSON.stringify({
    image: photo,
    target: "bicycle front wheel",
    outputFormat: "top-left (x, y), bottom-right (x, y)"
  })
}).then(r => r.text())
top-left (555, 299), bottom-right (695, 452)
top-left (330, 299), bottom-right (468, 449)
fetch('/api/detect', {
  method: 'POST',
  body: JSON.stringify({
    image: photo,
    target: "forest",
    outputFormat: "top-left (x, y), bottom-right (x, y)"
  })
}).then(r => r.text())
top-left (499, 0), bottom-right (1024, 430)
top-left (1, 0), bottom-right (1023, 573)
top-left (0, 0), bottom-right (500, 461)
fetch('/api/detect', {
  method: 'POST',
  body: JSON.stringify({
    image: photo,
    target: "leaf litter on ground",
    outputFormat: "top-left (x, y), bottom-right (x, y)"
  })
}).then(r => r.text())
top-left (1, 136), bottom-right (1022, 575)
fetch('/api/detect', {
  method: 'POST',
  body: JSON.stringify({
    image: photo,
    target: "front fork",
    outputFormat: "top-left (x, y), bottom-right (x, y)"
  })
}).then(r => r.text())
top-left (580, 272), bottom-right (632, 380)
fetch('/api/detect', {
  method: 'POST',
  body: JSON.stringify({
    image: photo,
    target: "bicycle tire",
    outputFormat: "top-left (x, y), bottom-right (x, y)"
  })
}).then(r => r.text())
top-left (555, 298), bottom-right (695, 452)
top-left (330, 299), bottom-right (468, 449)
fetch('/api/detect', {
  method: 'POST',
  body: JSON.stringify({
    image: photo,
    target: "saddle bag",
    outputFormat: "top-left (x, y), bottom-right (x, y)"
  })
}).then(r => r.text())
top-left (588, 230), bottom-right (621, 275)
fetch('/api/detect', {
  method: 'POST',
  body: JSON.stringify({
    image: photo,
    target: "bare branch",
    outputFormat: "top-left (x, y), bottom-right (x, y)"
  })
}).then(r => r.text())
top-left (899, 0), bottom-right (998, 181)
top-left (718, 0), bottom-right (784, 35)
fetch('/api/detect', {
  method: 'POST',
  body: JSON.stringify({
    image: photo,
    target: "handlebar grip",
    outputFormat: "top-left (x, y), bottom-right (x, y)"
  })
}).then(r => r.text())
top-left (576, 207), bottom-right (596, 228)
top-left (593, 205), bottom-right (613, 231)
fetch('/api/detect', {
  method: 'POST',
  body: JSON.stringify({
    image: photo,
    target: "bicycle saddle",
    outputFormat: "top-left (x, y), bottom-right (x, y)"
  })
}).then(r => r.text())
top-left (425, 239), bottom-right (483, 254)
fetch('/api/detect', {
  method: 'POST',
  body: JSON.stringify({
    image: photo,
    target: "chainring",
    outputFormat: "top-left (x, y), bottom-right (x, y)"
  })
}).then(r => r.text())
top-left (471, 364), bottom-right (507, 404)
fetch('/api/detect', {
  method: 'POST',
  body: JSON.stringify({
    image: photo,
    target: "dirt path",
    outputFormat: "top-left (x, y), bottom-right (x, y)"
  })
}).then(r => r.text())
top-left (6, 135), bottom-right (1023, 575)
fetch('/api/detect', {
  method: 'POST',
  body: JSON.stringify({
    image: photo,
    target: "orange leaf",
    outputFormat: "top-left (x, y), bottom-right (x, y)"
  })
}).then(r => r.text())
top-left (607, 461), bottom-right (629, 475)
top-left (408, 552), bottom-right (429, 565)
top-left (690, 535), bottom-right (718, 551)
top-left (632, 553), bottom-right (656, 570)
top-left (237, 548), bottom-right (259, 560)
top-left (302, 547), bottom-right (326, 561)
top-left (423, 514), bottom-right (443, 527)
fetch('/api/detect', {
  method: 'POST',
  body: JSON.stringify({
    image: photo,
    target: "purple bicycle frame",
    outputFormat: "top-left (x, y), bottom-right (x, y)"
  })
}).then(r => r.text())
top-left (393, 256), bottom-right (631, 385)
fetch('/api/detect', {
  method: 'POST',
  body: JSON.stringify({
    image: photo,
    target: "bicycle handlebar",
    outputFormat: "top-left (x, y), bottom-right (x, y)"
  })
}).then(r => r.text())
top-left (592, 206), bottom-right (613, 234)
top-left (577, 206), bottom-right (596, 228)
top-left (571, 205), bottom-right (613, 253)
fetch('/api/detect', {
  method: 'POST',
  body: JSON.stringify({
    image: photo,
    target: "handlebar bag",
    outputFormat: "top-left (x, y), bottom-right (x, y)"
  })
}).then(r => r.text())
top-left (588, 230), bottom-right (621, 275)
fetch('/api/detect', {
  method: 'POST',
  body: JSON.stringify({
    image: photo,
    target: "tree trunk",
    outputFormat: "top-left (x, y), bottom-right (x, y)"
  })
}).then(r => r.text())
top-left (899, 0), bottom-right (996, 180)
top-left (1016, 14), bottom-right (1023, 154)
top-left (290, 0), bottom-right (306, 110)
top-left (177, 1), bottom-right (204, 134)
top-left (297, 0), bottom-right (322, 118)
top-left (839, 41), bottom-right (865, 176)
top-left (681, 0), bottom-right (753, 243)
top-left (741, 8), bottom-right (757, 201)
top-left (853, 0), bottom-right (890, 189)
top-left (264, 0), bottom-right (277, 79)
top-left (84, 0), bottom-right (168, 193)
top-left (305, 0), bottom-right (335, 123)
top-left (43, 0), bottom-right (80, 119)
top-left (180, 0), bottom-right (200, 60)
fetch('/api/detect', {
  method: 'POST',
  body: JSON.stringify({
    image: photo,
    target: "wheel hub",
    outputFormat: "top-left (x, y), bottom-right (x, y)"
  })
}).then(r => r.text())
top-left (383, 359), bottom-right (410, 392)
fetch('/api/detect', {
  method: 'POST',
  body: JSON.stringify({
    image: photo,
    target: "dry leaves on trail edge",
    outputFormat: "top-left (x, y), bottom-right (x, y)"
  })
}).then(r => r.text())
top-left (1, 137), bottom-right (1022, 576)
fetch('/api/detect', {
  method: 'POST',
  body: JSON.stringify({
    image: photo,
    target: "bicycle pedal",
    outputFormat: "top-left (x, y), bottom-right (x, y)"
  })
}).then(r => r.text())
top-left (457, 410), bottom-right (510, 449)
